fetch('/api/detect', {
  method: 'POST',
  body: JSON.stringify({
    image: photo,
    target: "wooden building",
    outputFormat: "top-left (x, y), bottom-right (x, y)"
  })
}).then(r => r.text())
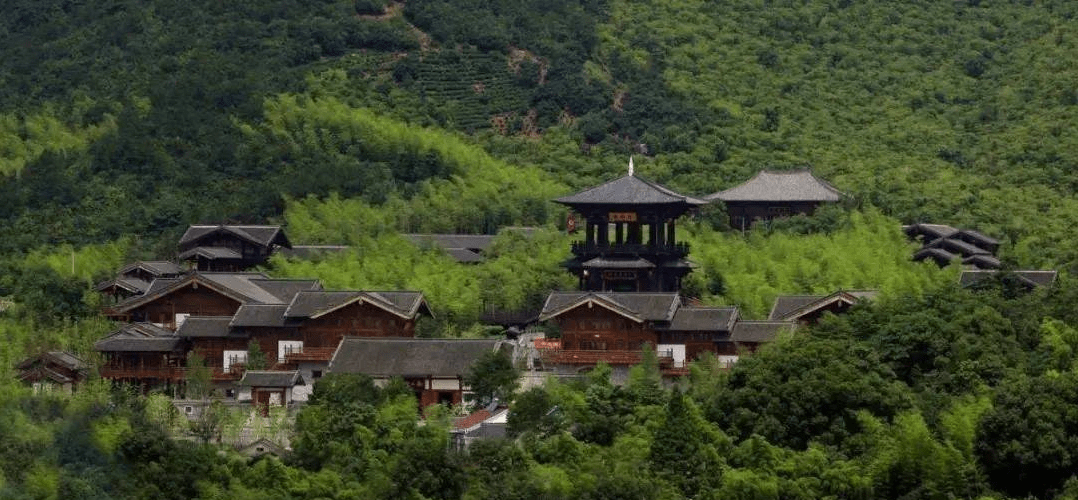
top-left (16, 351), bottom-right (89, 393)
top-left (96, 270), bottom-right (430, 393)
top-left (327, 338), bottom-right (512, 407)
top-left (706, 170), bottom-right (844, 230)
top-left (554, 166), bottom-right (705, 292)
top-left (537, 292), bottom-right (746, 377)
top-left (178, 225), bottom-right (292, 271)
top-left (95, 323), bottom-right (186, 390)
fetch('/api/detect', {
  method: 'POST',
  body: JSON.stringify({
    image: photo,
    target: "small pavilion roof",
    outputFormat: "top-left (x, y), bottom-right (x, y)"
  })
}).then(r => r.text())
top-left (237, 370), bottom-right (304, 387)
top-left (707, 170), bottom-right (844, 202)
top-left (119, 261), bottom-right (184, 277)
top-left (554, 175), bottom-right (706, 207)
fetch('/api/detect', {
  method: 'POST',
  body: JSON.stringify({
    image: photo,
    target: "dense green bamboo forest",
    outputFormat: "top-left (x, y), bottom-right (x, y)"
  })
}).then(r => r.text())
top-left (2, 0), bottom-right (1078, 497)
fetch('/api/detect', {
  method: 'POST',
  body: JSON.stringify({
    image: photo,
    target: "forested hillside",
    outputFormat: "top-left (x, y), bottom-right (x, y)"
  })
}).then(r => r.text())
top-left (3, 0), bottom-right (1078, 498)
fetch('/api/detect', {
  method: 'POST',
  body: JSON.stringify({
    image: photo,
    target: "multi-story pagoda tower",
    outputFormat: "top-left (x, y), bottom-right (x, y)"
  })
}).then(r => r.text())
top-left (555, 160), bottom-right (706, 292)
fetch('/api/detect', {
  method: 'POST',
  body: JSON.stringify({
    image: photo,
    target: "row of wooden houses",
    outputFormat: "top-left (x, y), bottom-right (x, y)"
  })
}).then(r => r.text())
top-left (26, 165), bottom-right (1046, 414)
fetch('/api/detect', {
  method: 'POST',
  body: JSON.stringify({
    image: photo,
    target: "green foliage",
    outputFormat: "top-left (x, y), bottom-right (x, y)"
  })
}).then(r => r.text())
top-left (976, 373), bottom-right (1078, 499)
top-left (860, 411), bottom-right (981, 499)
top-left (244, 341), bottom-right (267, 371)
top-left (184, 352), bottom-right (212, 400)
top-left (684, 209), bottom-right (946, 317)
top-left (701, 335), bottom-right (913, 449)
top-left (649, 390), bottom-right (729, 497)
top-left (464, 348), bottom-right (520, 407)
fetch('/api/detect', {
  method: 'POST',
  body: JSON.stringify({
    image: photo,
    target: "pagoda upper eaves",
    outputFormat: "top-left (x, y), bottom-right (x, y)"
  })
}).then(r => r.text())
top-left (554, 174), bottom-right (707, 209)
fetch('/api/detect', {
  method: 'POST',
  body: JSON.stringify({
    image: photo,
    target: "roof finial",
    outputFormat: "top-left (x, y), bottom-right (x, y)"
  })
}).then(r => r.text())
top-left (628, 156), bottom-right (634, 177)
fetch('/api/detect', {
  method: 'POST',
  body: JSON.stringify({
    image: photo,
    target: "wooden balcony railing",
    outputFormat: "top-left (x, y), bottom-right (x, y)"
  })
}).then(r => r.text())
top-left (570, 241), bottom-right (690, 258)
top-left (538, 348), bottom-right (674, 367)
top-left (100, 366), bottom-right (187, 381)
top-left (283, 347), bottom-right (337, 363)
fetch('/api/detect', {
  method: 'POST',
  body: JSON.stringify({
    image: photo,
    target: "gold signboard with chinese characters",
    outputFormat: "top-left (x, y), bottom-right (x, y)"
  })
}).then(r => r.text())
top-left (608, 212), bottom-right (637, 222)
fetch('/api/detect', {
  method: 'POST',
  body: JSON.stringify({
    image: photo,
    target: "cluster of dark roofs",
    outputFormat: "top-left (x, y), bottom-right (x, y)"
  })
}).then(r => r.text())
top-left (905, 223), bottom-right (1002, 269)
top-left (904, 223), bottom-right (1057, 289)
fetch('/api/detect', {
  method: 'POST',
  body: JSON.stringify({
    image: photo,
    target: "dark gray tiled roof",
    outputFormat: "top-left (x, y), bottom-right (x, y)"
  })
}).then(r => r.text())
top-left (251, 279), bottom-right (323, 303)
top-left (555, 175), bottom-right (706, 206)
top-left (925, 237), bottom-right (991, 257)
top-left (237, 370), bottom-right (304, 387)
top-left (45, 351), bottom-right (87, 370)
top-left (707, 170), bottom-right (844, 202)
top-left (405, 234), bottom-right (496, 252)
top-left (962, 254), bottom-right (1001, 269)
top-left (768, 295), bottom-right (824, 321)
top-left (903, 223), bottom-right (959, 241)
top-left (176, 317), bottom-right (238, 338)
top-left (285, 291), bottom-right (428, 319)
top-left (768, 290), bottom-right (877, 321)
top-left (119, 261), bottom-right (184, 277)
top-left (179, 225), bottom-right (291, 249)
top-left (231, 304), bottom-right (293, 327)
top-left (581, 257), bottom-right (655, 269)
top-left (373, 291), bottom-right (431, 316)
top-left (94, 323), bottom-right (182, 352)
top-left (329, 338), bottom-right (506, 377)
top-left (110, 273), bottom-right (308, 313)
top-left (178, 246), bottom-right (242, 260)
top-left (198, 273), bottom-right (301, 304)
top-left (276, 245), bottom-right (351, 259)
top-left (445, 248), bottom-right (484, 263)
top-left (959, 270), bottom-right (1058, 288)
top-left (731, 321), bottom-right (793, 343)
top-left (956, 229), bottom-right (1000, 249)
top-left (17, 351), bottom-right (87, 371)
top-left (540, 292), bottom-right (680, 322)
top-left (668, 307), bottom-right (739, 331)
top-left (913, 247), bottom-right (957, 265)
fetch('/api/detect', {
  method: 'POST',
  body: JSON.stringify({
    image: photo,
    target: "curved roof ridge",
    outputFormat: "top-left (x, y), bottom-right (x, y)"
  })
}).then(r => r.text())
top-left (707, 169), bottom-right (844, 202)
top-left (555, 174), bottom-right (707, 206)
